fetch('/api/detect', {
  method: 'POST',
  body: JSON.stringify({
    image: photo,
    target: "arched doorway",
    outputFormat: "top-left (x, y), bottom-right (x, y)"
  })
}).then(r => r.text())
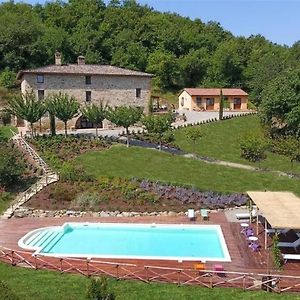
top-left (75, 116), bottom-right (103, 129)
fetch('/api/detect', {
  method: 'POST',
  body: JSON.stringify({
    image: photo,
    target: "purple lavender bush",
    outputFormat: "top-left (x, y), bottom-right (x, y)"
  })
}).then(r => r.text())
top-left (137, 179), bottom-right (248, 209)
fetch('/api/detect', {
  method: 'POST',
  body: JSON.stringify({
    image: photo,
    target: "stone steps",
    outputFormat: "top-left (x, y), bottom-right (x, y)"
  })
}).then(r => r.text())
top-left (1, 133), bottom-right (60, 219)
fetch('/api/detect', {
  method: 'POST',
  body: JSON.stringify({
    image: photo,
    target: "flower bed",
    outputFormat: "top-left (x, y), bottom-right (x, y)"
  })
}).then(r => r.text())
top-left (27, 135), bottom-right (111, 169)
top-left (24, 177), bottom-right (248, 213)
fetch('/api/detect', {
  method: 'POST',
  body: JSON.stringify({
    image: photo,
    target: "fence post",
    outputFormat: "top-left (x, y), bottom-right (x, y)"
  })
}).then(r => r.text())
top-left (177, 270), bottom-right (181, 286)
top-left (60, 258), bottom-right (63, 273)
top-left (11, 251), bottom-right (15, 266)
top-left (34, 254), bottom-right (38, 270)
top-left (210, 272), bottom-right (213, 288)
top-left (86, 258), bottom-right (90, 277)
top-left (243, 275), bottom-right (246, 291)
top-left (145, 266), bottom-right (149, 282)
top-left (116, 264), bottom-right (119, 280)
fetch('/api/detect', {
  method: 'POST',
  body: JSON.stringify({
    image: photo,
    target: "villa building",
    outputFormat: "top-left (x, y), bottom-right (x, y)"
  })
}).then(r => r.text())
top-left (178, 88), bottom-right (248, 111)
top-left (16, 52), bottom-right (152, 129)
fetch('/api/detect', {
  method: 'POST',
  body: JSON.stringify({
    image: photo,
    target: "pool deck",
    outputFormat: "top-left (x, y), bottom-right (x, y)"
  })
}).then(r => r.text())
top-left (1, 211), bottom-right (300, 277)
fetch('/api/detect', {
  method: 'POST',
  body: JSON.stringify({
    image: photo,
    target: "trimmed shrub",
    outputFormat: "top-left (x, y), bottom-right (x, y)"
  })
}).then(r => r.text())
top-left (86, 277), bottom-right (115, 300)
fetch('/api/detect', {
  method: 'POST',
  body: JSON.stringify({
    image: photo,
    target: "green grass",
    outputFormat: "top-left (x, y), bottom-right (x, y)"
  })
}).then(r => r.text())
top-left (0, 263), bottom-right (297, 300)
top-left (0, 125), bottom-right (17, 139)
top-left (173, 115), bottom-right (300, 175)
top-left (0, 192), bottom-right (13, 214)
top-left (76, 146), bottom-right (300, 196)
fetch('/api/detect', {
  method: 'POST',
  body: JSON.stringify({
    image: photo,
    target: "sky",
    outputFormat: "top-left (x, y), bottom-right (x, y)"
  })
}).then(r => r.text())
top-left (3, 0), bottom-right (300, 46)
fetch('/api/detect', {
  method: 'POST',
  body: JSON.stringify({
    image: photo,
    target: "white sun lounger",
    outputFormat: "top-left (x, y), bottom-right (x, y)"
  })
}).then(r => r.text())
top-left (188, 209), bottom-right (195, 221)
top-left (283, 254), bottom-right (300, 262)
top-left (235, 209), bottom-right (257, 220)
top-left (278, 238), bottom-right (300, 251)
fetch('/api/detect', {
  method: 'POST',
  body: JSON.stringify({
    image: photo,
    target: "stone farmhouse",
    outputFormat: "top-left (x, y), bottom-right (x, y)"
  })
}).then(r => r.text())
top-left (178, 88), bottom-right (248, 111)
top-left (16, 53), bottom-right (152, 130)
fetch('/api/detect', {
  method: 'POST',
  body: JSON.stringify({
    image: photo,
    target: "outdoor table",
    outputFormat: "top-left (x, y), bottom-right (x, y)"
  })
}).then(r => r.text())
top-left (240, 223), bottom-right (249, 234)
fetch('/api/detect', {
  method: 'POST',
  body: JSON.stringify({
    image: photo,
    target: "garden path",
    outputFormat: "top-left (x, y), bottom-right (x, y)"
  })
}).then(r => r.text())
top-left (1, 132), bottom-right (59, 219)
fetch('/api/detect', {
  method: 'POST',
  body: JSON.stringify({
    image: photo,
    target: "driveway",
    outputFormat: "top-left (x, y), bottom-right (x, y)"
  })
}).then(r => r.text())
top-left (34, 110), bottom-right (251, 138)
top-left (174, 109), bottom-right (250, 126)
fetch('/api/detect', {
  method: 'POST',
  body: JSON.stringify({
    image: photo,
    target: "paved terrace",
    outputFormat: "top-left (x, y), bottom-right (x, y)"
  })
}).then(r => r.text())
top-left (0, 212), bottom-right (299, 274)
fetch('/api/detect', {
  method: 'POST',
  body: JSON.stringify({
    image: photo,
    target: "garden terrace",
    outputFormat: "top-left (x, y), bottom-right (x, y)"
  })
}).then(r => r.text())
top-left (24, 179), bottom-right (248, 213)
top-left (27, 135), bottom-right (111, 169)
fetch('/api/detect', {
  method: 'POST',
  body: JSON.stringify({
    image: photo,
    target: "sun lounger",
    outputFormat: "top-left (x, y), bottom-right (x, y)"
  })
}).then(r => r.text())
top-left (278, 238), bottom-right (300, 251)
top-left (188, 209), bottom-right (195, 221)
top-left (200, 209), bottom-right (209, 220)
top-left (235, 209), bottom-right (257, 220)
top-left (282, 254), bottom-right (300, 263)
top-left (265, 228), bottom-right (289, 235)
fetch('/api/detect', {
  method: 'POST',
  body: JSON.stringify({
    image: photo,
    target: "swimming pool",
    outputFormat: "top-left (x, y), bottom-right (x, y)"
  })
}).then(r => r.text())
top-left (18, 223), bottom-right (231, 262)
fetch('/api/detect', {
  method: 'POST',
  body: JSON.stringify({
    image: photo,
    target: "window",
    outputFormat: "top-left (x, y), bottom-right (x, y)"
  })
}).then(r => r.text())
top-left (180, 97), bottom-right (184, 107)
top-left (85, 76), bottom-right (91, 85)
top-left (86, 91), bottom-right (91, 102)
top-left (234, 98), bottom-right (241, 105)
top-left (37, 90), bottom-right (44, 100)
top-left (37, 74), bottom-right (44, 83)
top-left (136, 88), bottom-right (141, 98)
top-left (196, 96), bottom-right (202, 106)
top-left (206, 98), bottom-right (214, 106)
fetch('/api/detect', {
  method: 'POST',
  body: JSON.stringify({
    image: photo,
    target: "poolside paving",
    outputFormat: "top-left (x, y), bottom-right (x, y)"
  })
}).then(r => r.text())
top-left (1, 212), bottom-right (299, 276)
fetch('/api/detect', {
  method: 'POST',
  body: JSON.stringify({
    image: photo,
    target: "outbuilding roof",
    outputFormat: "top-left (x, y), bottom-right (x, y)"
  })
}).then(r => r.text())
top-left (247, 191), bottom-right (300, 229)
top-left (183, 88), bottom-right (248, 96)
top-left (17, 64), bottom-right (153, 80)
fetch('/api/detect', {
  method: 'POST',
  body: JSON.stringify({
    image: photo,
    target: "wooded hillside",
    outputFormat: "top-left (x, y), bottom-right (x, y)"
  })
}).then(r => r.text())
top-left (0, 0), bottom-right (299, 105)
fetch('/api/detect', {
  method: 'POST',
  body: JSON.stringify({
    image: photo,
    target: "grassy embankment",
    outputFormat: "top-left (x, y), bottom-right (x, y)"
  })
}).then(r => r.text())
top-left (76, 145), bottom-right (300, 196)
top-left (174, 115), bottom-right (300, 175)
top-left (0, 263), bottom-right (297, 300)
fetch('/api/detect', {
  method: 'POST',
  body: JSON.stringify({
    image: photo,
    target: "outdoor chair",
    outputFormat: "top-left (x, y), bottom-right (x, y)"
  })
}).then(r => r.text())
top-left (188, 209), bottom-right (196, 221)
top-left (244, 228), bottom-right (254, 238)
top-left (250, 242), bottom-right (260, 252)
top-left (194, 262), bottom-right (206, 275)
top-left (200, 209), bottom-right (209, 220)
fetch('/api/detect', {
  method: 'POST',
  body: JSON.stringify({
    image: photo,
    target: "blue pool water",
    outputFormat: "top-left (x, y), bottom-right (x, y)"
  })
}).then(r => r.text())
top-left (19, 223), bottom-right (231, 261)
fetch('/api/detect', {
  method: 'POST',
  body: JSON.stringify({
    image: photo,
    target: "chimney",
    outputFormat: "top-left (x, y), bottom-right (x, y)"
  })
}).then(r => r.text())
top-left (55, 51), bottom-right (62, 66)
top-left (77, 55), bottom-right (85, 65)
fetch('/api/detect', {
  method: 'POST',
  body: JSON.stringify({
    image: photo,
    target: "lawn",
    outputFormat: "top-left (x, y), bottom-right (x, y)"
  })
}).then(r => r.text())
top-left (173, 115), bottom-right (300, 175)
top-left (0, 263), bottom-right (297, 300)
top-left (0, 125), bottom-right (17, 139)
top-left (76, 146), bottom-right (300, 196)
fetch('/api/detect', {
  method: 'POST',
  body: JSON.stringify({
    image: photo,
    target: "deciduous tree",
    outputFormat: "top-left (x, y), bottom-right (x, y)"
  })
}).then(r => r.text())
top-left (142, 113), bottom-right (173, 150)
top-left (81, 102), bottom-right (108, 137)
top-left (6, 92), bottom-right (46, 138)
top-left (108, 106), bottom-right (142, 147)
top-left (50, 93), bottom-right (79, 137)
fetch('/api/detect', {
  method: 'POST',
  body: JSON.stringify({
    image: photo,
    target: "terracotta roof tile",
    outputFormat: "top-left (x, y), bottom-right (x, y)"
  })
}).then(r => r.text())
top-left (184, 88), bottom-right (248, 96)
top-left (17, 64), bottom-right (153, 79)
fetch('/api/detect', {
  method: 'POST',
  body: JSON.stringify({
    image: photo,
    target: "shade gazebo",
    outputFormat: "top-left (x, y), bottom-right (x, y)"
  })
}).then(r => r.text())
top-left (247, 191), bottom-right (300, 249)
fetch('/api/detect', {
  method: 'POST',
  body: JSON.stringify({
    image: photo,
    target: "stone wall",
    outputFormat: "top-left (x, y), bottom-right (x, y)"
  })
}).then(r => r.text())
top-left (21, 73), bottom-right (151, 130)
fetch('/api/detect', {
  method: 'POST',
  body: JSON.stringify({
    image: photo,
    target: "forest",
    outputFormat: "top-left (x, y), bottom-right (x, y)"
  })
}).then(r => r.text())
top-left (0, 0), bottom-right (299, 106)
top-left (0, 0), bottom-right (299, 138)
